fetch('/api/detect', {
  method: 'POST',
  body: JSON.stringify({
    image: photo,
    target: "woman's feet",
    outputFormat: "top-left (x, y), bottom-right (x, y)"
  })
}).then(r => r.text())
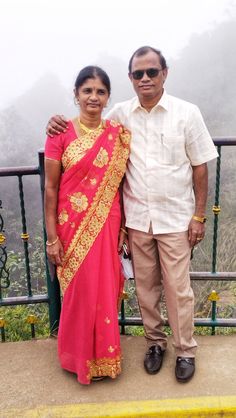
top-left (91, 376), bottom-right (106, 381)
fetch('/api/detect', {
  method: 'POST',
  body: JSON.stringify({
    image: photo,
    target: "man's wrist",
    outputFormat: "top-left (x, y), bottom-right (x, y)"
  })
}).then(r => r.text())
top-left (192, 215), bottom-right (207, 224)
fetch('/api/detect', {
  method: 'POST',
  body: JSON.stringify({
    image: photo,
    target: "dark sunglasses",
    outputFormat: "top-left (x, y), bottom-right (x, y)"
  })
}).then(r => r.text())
top-left (131, 68), bottom-right (162, 80)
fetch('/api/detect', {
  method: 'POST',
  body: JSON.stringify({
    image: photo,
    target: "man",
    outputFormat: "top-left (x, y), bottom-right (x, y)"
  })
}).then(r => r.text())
top-left (46, 46), bottom-right (218, 382)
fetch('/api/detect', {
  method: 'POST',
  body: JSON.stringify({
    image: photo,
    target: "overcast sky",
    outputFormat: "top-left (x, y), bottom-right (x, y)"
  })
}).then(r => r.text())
top-left (0, 0), bottom-right (234, 109)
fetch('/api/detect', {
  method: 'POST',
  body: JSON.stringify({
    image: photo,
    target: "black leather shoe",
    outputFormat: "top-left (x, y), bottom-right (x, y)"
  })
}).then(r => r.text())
top-left (144, 345), bottom-right (165, 374)
top-left (175, 357), bottom-right (195, 382)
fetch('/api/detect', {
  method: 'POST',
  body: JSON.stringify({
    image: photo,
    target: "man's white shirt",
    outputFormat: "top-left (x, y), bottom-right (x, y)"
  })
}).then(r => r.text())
top-left (106, 91), bottom-right (218, 234)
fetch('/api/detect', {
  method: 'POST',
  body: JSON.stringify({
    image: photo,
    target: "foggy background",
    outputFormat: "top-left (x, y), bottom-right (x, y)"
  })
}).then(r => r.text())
top-left (0, 0), bottom-right (236, 281)
top-left (0, 0), bottom-right (236, 166)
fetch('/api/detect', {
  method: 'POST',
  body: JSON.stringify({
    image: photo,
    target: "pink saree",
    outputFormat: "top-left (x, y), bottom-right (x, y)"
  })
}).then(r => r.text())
top-left (45, 119), bottom-right (130, 384)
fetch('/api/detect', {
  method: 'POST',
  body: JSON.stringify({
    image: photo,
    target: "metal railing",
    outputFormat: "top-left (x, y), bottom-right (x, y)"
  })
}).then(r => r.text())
top-left (0, 152), bottom-right (61, 340)
top-left (120, 137), bottom-right (236, 334)
top-left (0, 138), bottom-right (236, 341)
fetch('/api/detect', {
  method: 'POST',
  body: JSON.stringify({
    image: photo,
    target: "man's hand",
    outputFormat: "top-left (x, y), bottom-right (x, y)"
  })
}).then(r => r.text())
top-left (188, 218), bottom-right (205, 247)
top-left (118, 229), bottom-right (130, 254)
top-left (46, 115), bottom-right (68, 137)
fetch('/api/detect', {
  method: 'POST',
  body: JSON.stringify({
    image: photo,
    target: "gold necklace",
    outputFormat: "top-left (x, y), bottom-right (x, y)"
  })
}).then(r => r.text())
top-left (78, 119), bottom-right (103, 134)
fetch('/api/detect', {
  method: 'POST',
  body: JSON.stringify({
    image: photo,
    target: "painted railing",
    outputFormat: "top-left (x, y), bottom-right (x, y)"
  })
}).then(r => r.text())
top-left (0, 153), bottom-right (61, 340)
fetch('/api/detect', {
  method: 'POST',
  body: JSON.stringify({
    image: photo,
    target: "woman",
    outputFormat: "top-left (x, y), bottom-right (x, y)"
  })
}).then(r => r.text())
top-left (44, 66), bottom-right (130, 385)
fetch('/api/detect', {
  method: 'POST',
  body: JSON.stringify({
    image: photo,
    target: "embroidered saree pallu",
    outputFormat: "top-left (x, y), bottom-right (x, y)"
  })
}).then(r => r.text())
top-left (45, 119), bottom-right (130, 384)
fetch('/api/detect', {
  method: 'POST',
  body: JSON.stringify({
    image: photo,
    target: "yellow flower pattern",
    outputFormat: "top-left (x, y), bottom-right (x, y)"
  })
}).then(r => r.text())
top-left (69, 192), bottom-right (88, 213)
top-left (58, 209), bottom-right (69, 225)
top-left (93, 147), bottom-right (109, 168)
top-left (90, 178), bottom-right (97, 185)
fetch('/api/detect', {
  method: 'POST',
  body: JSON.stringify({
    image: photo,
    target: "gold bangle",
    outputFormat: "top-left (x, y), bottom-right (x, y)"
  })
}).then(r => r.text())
top-left (46, 236), bottom-right (59, 246)
top-left (192, 215), bottom-right (207, 224)
top-left (120, 227), bottom-right (128, 235)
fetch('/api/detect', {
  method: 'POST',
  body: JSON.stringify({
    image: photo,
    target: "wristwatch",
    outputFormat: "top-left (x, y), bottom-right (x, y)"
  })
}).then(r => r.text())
top-left (192, 215), bottom-right (207, 223)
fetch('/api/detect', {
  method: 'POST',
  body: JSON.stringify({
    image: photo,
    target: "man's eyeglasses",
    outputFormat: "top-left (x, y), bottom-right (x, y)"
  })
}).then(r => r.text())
top-left (131, 68), bottom-right (162, 80)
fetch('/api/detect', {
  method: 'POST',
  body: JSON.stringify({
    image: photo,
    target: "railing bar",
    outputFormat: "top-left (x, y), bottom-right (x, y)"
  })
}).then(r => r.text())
top-left (0, 167), bottom-right (39, 176)
top-left (0, 294), bottom-right (49, 306)
top-left (190, 272), bottom-right (236, 277)
top-left (126, 274), bottom-right (236, 280)
top-left (119, 318), bottom-right (236, 327)
top-left (213, 137), bottom-right (236, 146)
top-left (194, 320), bottom-right (236, 326)
top-left (191, 277), bottom-right (236, 281)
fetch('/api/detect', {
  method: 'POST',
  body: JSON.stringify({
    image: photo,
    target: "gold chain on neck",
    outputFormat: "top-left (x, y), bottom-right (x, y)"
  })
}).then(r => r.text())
top-left (78, 119), bottom-right (103, 134)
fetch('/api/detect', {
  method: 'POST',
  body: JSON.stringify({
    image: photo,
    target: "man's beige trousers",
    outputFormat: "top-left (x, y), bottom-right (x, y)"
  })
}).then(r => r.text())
top-left (128, 227), bottom-right (197, 358)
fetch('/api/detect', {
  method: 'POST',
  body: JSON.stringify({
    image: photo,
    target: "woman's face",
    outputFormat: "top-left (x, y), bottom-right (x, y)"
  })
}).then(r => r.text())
top-left (75, 77), bottom-right (109, 117)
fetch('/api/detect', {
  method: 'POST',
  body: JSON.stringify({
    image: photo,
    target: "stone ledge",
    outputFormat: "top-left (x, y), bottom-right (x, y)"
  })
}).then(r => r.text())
top-left (1, 335), bottom-right (236, 415)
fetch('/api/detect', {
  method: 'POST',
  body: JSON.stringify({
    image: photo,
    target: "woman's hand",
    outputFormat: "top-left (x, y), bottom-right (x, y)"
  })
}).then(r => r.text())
top-left (118, 228), bottom-right (130, 254)
top-left (46, 115), bottom-right (68, 137)
top-left (46, 238), bottom-right (65, 266)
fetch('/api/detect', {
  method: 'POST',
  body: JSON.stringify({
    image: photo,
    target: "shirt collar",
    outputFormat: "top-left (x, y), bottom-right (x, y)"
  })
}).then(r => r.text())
top-left (131, 89), bottom-right (169, 112)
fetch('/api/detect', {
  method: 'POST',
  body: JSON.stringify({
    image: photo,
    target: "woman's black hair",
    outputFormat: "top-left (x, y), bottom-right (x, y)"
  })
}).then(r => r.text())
top-left (74, 66), bottom-right (111, 95)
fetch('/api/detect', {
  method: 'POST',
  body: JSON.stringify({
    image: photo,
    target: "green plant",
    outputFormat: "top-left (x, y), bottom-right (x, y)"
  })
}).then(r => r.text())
top-left (3, 226), bottom-right (46, 298)
top-left (0, 304), bottom-right (50, 342)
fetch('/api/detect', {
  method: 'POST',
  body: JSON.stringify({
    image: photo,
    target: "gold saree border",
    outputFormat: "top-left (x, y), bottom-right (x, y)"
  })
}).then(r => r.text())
top-left (57, 127), bottom-right (130, 293)
top-left (86, 354), bottom-right (121, 380)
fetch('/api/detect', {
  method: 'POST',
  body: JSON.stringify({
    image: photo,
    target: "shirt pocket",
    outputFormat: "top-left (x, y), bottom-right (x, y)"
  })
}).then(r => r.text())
top-left (161, 135), bottom-right (186, 165)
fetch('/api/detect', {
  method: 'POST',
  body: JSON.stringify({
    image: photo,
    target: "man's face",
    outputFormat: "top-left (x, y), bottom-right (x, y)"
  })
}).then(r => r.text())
top-left (129, 51), bottom-right (168, 103)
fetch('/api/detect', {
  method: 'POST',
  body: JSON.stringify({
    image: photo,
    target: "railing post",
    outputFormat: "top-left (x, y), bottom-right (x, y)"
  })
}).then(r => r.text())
top-left (208, 290), bottom-right (220, 335)
top-left (120, 300), bottom-right (126, 335)
top-left (18, 176), bottom-right (32, 296)
top-left (212, 146), bottom-right (221, 273)
top-left (0, 318), bottom-right (6, 342)
top-left (0, 200), bottom-right (10, 300)
top-left (38, 150), bottom-right (61, 334)
top-left (120, 291), bottom-right (129, 335)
